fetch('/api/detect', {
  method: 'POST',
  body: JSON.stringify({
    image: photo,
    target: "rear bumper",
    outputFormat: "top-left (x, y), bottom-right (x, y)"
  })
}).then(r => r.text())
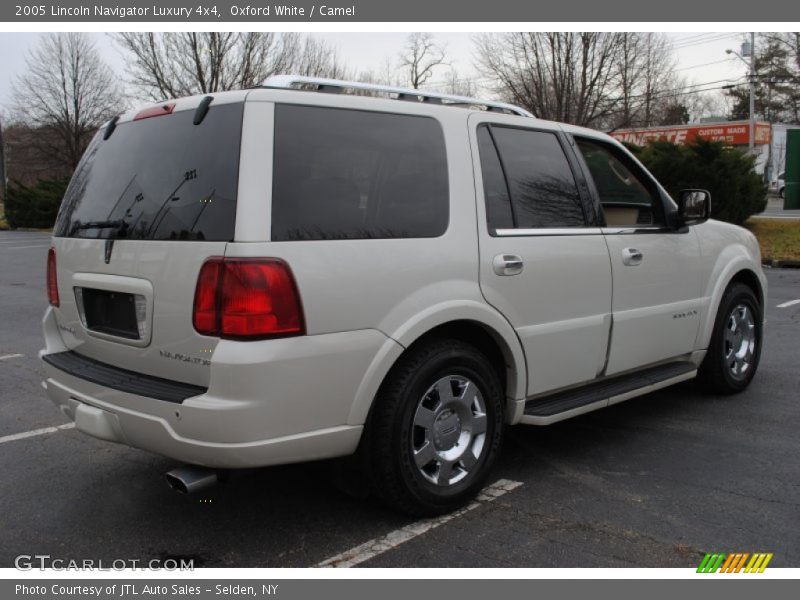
top-left (41, 310), bottom-right (390, 468)
top-left (42, 373), bottom-right (362, 468)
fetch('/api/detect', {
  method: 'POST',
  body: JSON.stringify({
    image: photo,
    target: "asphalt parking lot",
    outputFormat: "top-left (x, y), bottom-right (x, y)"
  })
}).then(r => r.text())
top-left (1, 230), bottom-right (798, 568)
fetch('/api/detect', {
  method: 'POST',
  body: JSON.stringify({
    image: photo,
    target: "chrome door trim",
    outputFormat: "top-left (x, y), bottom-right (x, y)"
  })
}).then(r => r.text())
top-left (601, 226), bottom-right (675, 235)
top-left (495, 227), bottom-right (603, 237)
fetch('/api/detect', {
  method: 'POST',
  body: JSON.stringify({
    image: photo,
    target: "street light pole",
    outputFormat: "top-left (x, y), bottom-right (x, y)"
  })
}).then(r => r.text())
top-left (726, 34), bottom-right (758, 155)
top-left (748, 32), bottom-right (756, 155)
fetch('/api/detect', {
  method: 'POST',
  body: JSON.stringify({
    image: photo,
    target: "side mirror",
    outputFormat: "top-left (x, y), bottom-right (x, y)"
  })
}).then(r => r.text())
top-left (678, 189), bottom-right (711, 226)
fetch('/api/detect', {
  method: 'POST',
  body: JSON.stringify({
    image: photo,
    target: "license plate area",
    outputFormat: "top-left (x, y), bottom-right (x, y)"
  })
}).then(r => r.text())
top-left (75, 288), bottom-right (144, 340)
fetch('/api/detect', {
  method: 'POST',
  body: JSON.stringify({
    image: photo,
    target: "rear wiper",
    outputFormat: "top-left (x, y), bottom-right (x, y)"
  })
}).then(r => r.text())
top-left (69, 220), bottom-right (129, 237)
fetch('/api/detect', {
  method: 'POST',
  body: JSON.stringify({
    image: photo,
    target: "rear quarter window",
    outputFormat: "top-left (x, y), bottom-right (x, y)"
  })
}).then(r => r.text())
top-left (271, 105), bottom-right (449, 241)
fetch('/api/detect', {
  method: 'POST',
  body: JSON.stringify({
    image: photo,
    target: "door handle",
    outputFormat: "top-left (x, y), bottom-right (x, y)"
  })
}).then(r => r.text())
top-left (622, 247), bottom-right (643, 266)
top-left (493, 254), bottom-right (524, 276)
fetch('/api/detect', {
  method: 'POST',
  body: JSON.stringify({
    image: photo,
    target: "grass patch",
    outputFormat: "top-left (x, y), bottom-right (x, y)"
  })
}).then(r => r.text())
top-left (746, 218), bottom-right (800, 261)
top-left (0, 205), bottom-right (8, 230)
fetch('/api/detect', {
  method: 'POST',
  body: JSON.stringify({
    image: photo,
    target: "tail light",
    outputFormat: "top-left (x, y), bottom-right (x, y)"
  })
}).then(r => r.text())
top-left (192, 258), bottom-right (305, 340)
top-left (47, 248), bottom-right (59, 307)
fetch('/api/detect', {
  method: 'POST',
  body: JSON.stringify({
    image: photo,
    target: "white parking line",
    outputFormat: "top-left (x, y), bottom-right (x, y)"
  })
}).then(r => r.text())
top-left (317, 479), bottom-right (523, 568)
top-left (0, 353), bottom-right (25, 361)
top-left (5, 245), bottom-right (51, 250)
top-left (754, 215), bottom-right (800, 220)
top-left (777, 299), bottom-right (800, 308)
top-left (0, 423), bottom-right (75, 445)
top-left (0, 239), bottom-right (52, 244)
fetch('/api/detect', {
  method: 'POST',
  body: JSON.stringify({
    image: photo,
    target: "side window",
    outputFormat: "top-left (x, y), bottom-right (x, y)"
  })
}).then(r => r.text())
top-left (483, 125), bottom-right (586, 229)
top-left (271, 105), bottom-right (449, 241)
top-left (477, 125), bottom-right (514, 231)
top-left (575, 138), bottom-right (663, 227)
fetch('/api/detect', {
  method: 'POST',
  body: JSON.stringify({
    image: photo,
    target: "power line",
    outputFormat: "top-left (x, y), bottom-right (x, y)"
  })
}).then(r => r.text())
top-left (669, 33), bottom-right (742, 50)
top-left (674, 58), bottom-right (737, 72)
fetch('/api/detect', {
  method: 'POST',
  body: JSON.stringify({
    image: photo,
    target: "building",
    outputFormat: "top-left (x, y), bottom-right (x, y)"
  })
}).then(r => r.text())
top-left (768, 123), bottom-right (800, 184)
top-left (610, 120), bottom-right (772, 176)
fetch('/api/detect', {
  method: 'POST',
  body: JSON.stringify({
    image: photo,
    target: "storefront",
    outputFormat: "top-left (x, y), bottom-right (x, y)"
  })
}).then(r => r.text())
top-left (610, 120), bottom-right (772, 175)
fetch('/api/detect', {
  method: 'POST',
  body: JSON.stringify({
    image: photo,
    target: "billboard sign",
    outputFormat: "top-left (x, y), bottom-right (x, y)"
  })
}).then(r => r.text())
top-left (611, 121), bottom-right (772, 147)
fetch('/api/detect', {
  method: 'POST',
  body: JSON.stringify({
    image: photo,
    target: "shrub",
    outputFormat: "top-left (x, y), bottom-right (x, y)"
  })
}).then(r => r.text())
top-left (4, 178), bottom-right (67, 229)
top-left (632, 139), bottom-right (767, 225)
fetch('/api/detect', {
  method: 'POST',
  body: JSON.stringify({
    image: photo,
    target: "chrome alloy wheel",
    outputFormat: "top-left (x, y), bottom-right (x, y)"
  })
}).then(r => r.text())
top-left (724, 304), bottom-right (757, 380)
top-left (411, 375), bottom-right (488, 487)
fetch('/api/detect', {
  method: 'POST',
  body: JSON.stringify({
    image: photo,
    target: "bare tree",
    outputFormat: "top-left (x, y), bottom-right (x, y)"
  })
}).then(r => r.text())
top-left (475, 32), bottom-right (625, 127)
top-left (615, 33), bottom-right (648, 127)
top-left (290, 36), bottom-right (349, 79)
top-left (357, 57), bottom-right (402, 87)
top-left (11, 33), bottom-right (121, 170)
top-left (613, 33), bottom-right (677, 128)
top-left (399, 33), bottom-right (448, 89)
top-left (115, 33), bottom-right (346, 100)
top-left (440, 68), bottom-right (478, 97)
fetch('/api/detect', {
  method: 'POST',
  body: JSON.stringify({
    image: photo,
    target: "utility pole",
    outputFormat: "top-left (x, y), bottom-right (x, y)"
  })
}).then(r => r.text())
top-left (748, 31), bottom-right (756, 155)
top-left (0, 115), bottom-right (7, 207)
top-left (726, 34), bottom-right (757, 155)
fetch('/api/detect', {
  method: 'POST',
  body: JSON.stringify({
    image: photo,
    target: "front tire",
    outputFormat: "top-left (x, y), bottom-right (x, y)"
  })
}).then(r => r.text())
top-left (362, 338), bottom-right (505, 516)
top-left (698, 282), bottom-right (762, 394)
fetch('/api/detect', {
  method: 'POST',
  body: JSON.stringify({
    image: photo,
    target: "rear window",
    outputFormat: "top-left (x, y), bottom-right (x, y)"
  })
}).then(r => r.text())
top-left (54, 102), bottom-right (243, 240)
top-left (271, 105), bottom-right (449, 241)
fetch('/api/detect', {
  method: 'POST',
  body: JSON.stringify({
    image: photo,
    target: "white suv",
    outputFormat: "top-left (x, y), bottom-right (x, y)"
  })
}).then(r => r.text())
top-left (41, 76), bottom-right (766, 515)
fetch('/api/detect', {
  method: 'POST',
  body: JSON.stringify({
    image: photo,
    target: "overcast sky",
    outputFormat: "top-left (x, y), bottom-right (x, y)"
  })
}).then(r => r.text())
top-left (0, 32), bottom-right (752, 114)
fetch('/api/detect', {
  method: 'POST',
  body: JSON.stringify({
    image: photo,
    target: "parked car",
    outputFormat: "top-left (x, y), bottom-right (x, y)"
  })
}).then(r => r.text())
top-left (770, 171), bottom-right (785, 197)
top-left (41, 76), bottom-right (766, 515)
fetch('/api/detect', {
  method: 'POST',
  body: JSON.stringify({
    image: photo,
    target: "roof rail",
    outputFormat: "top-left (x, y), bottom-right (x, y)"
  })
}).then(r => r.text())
top-left (262, 75), bottom-right (534, 118)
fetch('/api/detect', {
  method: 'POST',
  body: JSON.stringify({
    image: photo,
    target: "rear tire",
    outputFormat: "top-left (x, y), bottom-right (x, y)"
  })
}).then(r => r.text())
top-left (697, 282), bottom-right (762, 394)
top-left (362, 338), bottom-right (505, 516)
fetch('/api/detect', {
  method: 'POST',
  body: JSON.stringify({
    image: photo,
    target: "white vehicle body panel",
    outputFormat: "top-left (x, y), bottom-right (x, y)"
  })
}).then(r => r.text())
top-left (468, 113), bottom-right (613, 397)
top-left (40, 86), bottom-right (767, 469)
top-left (601, 228), bottom-right (704, 375)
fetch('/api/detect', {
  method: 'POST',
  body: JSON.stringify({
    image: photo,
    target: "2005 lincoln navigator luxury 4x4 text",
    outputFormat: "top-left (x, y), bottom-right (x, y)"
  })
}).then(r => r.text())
top-left (40, 76), bottom-right (766, 515)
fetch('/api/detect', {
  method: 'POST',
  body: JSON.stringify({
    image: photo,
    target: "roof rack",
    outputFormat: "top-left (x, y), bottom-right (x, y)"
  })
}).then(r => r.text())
top-left (262, 75), bottom-right (534, 118)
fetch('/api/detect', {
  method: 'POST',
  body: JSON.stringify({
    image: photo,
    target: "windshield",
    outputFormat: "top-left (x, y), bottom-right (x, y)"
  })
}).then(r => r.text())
top-left (54, 102), bottom-right (243, 241)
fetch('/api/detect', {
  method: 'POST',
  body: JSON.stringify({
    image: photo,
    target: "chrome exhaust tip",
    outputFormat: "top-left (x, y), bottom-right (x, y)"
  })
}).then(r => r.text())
top-left (165, 466), bottom-right (221, 494)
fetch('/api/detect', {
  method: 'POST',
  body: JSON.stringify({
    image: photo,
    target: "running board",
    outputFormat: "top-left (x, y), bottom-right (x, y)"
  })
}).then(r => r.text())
top-left (520, 362), bottom-right (697, 426)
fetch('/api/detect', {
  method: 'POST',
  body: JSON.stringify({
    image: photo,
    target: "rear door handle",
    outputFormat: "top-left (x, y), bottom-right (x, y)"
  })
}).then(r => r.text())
top-left (493, 254), bottom-right (524, 276)
top-left (622, 247), bottom-right (643, 266)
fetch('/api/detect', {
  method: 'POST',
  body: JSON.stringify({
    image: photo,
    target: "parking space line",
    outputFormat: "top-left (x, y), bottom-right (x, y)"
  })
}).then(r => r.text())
top-left (0, 353), bottom-right (25, 361)
top-left (777, 299), bottom-right (800, 308)
top-left (317, 478), bottom-right (523, 568)
top-left (0, 423), bottom-right (75, 445)
top-left (5, 245), bottom-right (51, 250)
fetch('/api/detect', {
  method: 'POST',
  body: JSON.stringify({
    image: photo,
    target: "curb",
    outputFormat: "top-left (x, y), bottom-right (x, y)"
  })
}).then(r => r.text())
top-left (763, 259), bottom-right (800, 269)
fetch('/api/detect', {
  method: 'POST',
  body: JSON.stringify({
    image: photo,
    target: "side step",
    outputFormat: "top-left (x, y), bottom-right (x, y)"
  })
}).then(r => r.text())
top-left (521, 362), bottom-right (697, 425)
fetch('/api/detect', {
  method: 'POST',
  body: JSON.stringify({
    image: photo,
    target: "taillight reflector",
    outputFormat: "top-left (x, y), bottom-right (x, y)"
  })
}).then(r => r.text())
top-left (133, 103), bottom-right (176, 121)
top-left (47, 248), bottom-right (59, 307)
top-left (192, 258), bottom-right (305, 340)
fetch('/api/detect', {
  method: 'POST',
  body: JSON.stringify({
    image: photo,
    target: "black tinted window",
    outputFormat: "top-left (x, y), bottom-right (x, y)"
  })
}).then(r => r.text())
top-left (55, 103), bottom-right (243, 240)
top-left (271, 105), bottom-right (449, 241)
top-left (477, 125), bottom-right (514, 231)
top-left (491, 127), bottom-right (585, 228)
top-left (576, 138), bottom-right (662, 227)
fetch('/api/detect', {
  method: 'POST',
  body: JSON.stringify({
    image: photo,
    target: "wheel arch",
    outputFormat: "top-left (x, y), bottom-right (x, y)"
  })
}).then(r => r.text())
top-left (697, 256), bottom-right (766, 351)
top-left (347, 302), bottom-right (527, 427)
